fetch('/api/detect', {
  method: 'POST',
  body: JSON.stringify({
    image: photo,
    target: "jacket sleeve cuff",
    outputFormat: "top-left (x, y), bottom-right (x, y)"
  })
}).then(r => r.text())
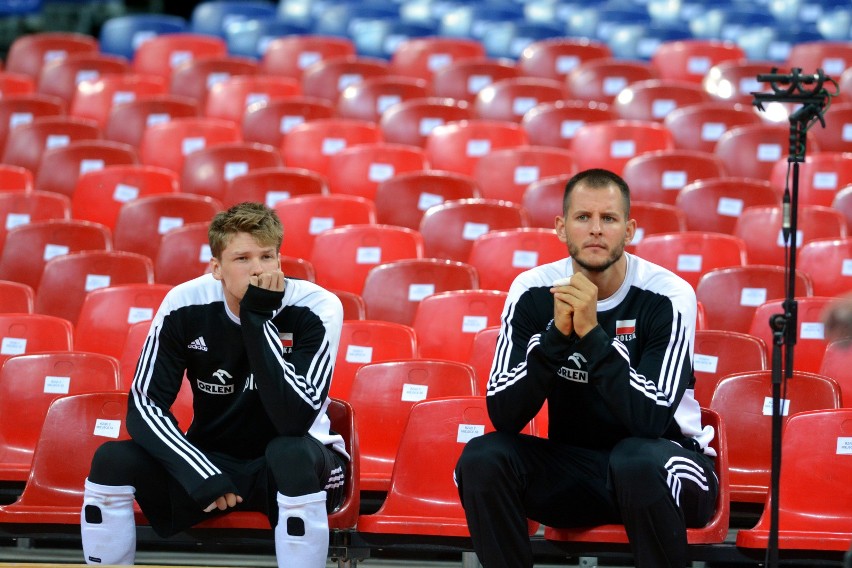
top-left (240, 284), bottom-right (285, 314)
top-left (189, 474), bottom-right (239, 509)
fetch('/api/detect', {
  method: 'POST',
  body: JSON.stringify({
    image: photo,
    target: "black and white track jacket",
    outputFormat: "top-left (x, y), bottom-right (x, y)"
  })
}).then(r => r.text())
top-left (127, 274), bottom-right (345, 506)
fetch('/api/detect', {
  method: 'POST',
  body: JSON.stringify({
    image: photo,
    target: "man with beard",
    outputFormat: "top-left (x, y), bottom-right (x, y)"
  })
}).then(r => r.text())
top-left (455, 168), bottom-right (718, 568)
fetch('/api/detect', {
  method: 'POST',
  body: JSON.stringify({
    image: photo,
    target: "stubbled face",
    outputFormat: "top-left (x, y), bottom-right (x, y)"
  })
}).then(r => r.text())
top-left (211, 232), bottom-right (280, 314)
top-left (556, 183), bottom-right (635, 273)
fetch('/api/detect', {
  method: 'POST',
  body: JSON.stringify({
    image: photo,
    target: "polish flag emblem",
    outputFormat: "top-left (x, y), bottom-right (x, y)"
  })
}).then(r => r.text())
top-left (279, 332), bottom-right (294, 347)
top-left (615, 320), bottom-right (636, 335)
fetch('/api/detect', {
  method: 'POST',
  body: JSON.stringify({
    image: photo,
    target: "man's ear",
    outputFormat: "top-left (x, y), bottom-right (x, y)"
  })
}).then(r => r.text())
top-left (625, 218), bottom-right (637, 244)
top-left (555, 216), bottom-right (568, 244)
top-left (210, 257), bottom-right (222, 281)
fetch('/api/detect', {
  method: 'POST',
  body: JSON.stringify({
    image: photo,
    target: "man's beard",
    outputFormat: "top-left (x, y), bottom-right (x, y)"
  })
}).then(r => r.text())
top-left (568, 241), bottom-right (625, 273)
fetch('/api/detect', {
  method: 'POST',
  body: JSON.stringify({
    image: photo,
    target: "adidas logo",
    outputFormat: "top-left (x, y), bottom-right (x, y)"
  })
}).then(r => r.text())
top-left (188, 337), bottom-right (208, 351)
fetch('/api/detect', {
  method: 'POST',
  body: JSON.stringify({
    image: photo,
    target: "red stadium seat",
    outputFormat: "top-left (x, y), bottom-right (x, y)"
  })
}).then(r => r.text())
top-left (274, 194), bottom-right (377, 261)
top-left (378, 97), bottom-right (473, 148)
top-left (240, 96), bottom-right (335, 149)
top-left (0, 219), bottom-right (112, 291)
top-left (0, 190), bottom-right (71, 253)
top-left (811, 102), bottom-right (852, 153)
top-left (733, 205), bottom-right (847, 267)
top-left (71, 164), bottom-right (179, 231)
top-left (626, 201), bottom-right (687, 254)
top-left (516, 38), bottom-right (611, 81)
top-left (300, 55), bottom-right (389, 104)
top-left (0, 94), bottom-right (66, 158)
top-left (522, 173), bottom-right (570, 229)
top-left (112, 193), bottom-right (223, 261)
top-left (785, 41), bottom-right (852, 79)
top-left (33, 140), bottom-right (139, 198)
top-left (622, 149), bottom-right (727, 206)
top-left (612, 79), bottom-right (712, 122)
top-left (565, 59), bottom-right (658, 104)
top-left (69, 73), bottom-right (167, 129)
top-left (0, 313), bottom-right (74, 368)
top-left (180, 141), bottom-right (283, 203)
top-left (570, 119), bottom-right (674, 175)
top-left (820, 341), bottom-right (852, 403)
top-left (768, 152), bottom-right (852, 208)
top-left (0, 164), bottom-right (35, 193)
top-left (168, 55), bottom-right (258, 108)
top-left (735, 408), bottom-right (852, 553)
top-left (2, 116), bottom-right (101, 176)
top-left (424, 119), bottom-right (528, 177)
top-left (675, 177), bottom-right (781, 234)
top-left (710, 371), bottom-right (840, 504)
top-left (310, 224), bottom-right (423, 295)
top-left (260, 35), bottom-right (356, 80)
top-left (0, 352), bottom-right (121, 483)
top-left (36, 53), bottom-right (130, 106)
top-left (468, 228), bottom-right (566, 291)
top-left (203, 74), bottom-right (300, 125)
top-left (388, 37), bottom-right (486, 82)
top-left (696, 265), bottom-right (814, 334)
top-left (361, 258), bottom-right (479, 326)
top-left (281, 118), bottom-right (382, 178)
top-left (6, 32), bottom-right (99, 79)
top-left (520, 99), bottom-right (617, 150)
top-left (714, 123), bottom-right (819, 181)
top-left (330, 289), bottom-right (365, 321)
top-left (663, 101), bottom-right (763, 153)
top-left (74, 283), bottom-right (172, 359)
top-left (325, 143), bottom-right (429, 199)
top-left (103, 94), bottom-right (201, 148)
top-left (138, 116), bottom-right (241, 175)
top-left (749, 296), bottom-right (839, 373)
top-left (34, 250), bottom-right (155, 326)
top-left (131, 33), bottom-right (227, 80)
top-left (650, 39), bottom-right (746, 84)
top-left (374, 170), bottom-right (481, 230)
top-left (834, 186), bottom-right (852, 233)
top-left (0, 72), bottom-right (36, 98)
top-left (223, 166), bottom-right (328, 209)
top-left (154, 221), bottom-right (211, 286)
top-left (692, 329), bottom-right (767, 408)
top-left (0, 280), bottom-right (35, 313)
top-left (336, 76), bottom-right (429, 122)
top-left (702, 60), bottom-right (779, 105)
top-left (419, 198), bottom-right (530, 262)
top-left (634, 232), bottom-right (748, 289)
top-left (468, 325), bottom-right (499, 394)
top-left (473, 146), bottom-right (575, 203)
top-left (431, 57), bottom-right (520, 104)
top-left (472, 77), bottom-right (567, 123)
top-left (797, 237), bottom-right (852, 297)
top-left (330, 319), bottom-right (418, 400)
top-left (349, 359), bottom-right (477, 492)
top-left (412, 289), bottom-right (507, 362)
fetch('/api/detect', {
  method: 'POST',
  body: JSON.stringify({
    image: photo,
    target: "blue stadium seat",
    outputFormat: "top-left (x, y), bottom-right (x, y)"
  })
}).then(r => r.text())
top-left (225, 17), bottom-right (310, 58)
top-left (483, 21), bottom-right (566, 59)
top-left (312, 1), bottom-right (400, 38)
top-left (351, 18), bottom-right (436, 59)
top-left (99, 14), bottom-right (188, 60)
top-left (190, 0), bottom-right (278, 38)
top-left (439, 2), bottom-right (524, 40)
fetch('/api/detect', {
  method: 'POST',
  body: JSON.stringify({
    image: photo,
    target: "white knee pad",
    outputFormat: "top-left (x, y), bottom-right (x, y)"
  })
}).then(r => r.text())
top-left (81, 479), bottom-right (136, 565)
top-left (274, 490), bottom-right (328, 568)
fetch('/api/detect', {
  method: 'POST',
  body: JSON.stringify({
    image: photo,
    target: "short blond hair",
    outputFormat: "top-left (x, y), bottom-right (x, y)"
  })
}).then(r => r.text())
top-left (208, 202), bottom-right (283, 259)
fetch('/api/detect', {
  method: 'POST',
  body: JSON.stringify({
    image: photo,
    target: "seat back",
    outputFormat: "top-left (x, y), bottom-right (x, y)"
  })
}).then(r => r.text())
top-left (204, 75), bottom-right (300, 125)
top-left (112, 193), bottom-right (223, 261)
top-left (650, 39), bottom-right (745, 84)
top-left (0, 352), bottom-right (121, 481)
top-left (424, 119), bottom-right (528, 177)
top-left (379, 97), bottom-right (473, 149)
top-left (361, 258), bottom-right (480, 326)
top-left (0, 313), bottom-right (74, 368)
top-left (819, 341), bottom-right (852, 406)
top-left (520, 99), bottom-right (618, 150)
top-left (419, 198), bottom-right (530, 262)
top-left (331, 320), bottom-right (419, 400)
top-left (34, 250), bottom-right (155, 326)
top-left (36, 53), bottom-right (130, 105)
top-left (0, 191), bottom-right (71, 253)
top-left (797, 237), bottom-right (852, 297)
top-left (565, 59), bottom-right (657, 104)
top-left (696, 265), bottom-right (814, 334)
top-left (431, 58), bottom-right (520, 104)
top-left (225, 166), bottom-right (328, 209)
top-left (749, 296), bottom-right (839, 373)
top-left (812, 102), bottom-right (852, 152)
top-left (769, 152), bottom-right (852, 209)
top-left (388, 37), bottom-right (486, 82)
top-left (168, 56), bottom-right (259, 108)
top-left (281, 118), bottom-right (382, 178)
top-left (0, 94), bottom-right (66, 158)
top-left (413, 290), bottom-right (507, 363)
top-left (613, 79), bottom-right (712, 123)
top-left (468, 228), bottom-right (565, 292)
top-left (138, 117), bottom-right (241, 176)
top-left (180, 142), bottom-right (283, 203)
top-left (69, 74), bottom-right (168, 129)
top-left (692, 330), bottom-right (768, 408)
top-left (325, 143), bottom-right (429, 200)
top-left (274, 194), bottom-right (377, 261)
top-left (473, 146), bottom-right (576, 203)
top-left (634, 232), bottom-right (748, 290)
top-left (622, 149), bottom-right (728, 206)
top-left (570, 119), bottom-right (675, 175)
top-left (675, 177), bottom-right (781, 234)
top-left (627, 201), bottom-right (687, 254)
top-left (709, 370), bottom-right (841, 503)
top-left (350, 359), bottom-right (477, 491)
top-left (336, 76), bottom-right (429, 122)
top-left (516, 38), bottom-right (611, 81)
top-left (734, 205), bottom-right (848, 267)
top-left (714, 124), bottom-right (815, 181)
top-left (74, 283), bottom-right (172, 360)
top-left (132, 33), bottom-right (227, 80)
top-left (0, 280), bottom-right (35, 313)
top-left (664, 101), bottom-right (762, 153)
top-left (98, 14), bottom-right (188, 60)
top-left (374, 170), bottom-right (480, 230)
top-left (472, 77), bottom-right (567, 123)
top-left (522, 174), bottom-right (571, 229)
top-left (154, 222), bottom-right (211, 286)
top-left (34, 140), bottom-right (139, 198)
top-left (0, 219), bottom-right (112, 291)
top-left (260, 35), bottom-right (356, 80)
top-left (0, 164), bottom-right (35, 193)
top-left (6, 32), bottom-right (99, 79)
top-left (241, 96), bottom-right (335, 148)
top-left (2, 116), bottom-right (101, 175)
top-left (300, 55), bottom-right (389, 104)
top-left (103, 95), bottom-right (201, 148)
top-left (71, 164), bottom-right (180, 231)
top-left (468, 325), bottom-right (500, 394)
top-left (310, 224), bottom-right (423, 295)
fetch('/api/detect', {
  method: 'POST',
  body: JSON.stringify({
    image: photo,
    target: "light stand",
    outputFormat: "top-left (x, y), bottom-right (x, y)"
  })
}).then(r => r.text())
top-left (751, 68), bottom-right (838, 568)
